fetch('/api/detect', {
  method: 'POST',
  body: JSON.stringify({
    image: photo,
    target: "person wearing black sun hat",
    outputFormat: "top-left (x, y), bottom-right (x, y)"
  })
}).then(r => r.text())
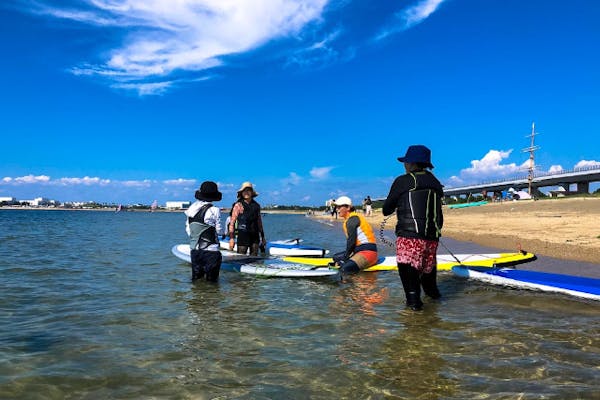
top-left (382, 145), bottom-right (444, 311)
top-left (184, 181), bottom-right (224, 282)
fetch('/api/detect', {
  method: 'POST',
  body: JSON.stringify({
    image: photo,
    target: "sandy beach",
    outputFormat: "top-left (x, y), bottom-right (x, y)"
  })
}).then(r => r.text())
top-left (314, 197), bottom-right (600, 265)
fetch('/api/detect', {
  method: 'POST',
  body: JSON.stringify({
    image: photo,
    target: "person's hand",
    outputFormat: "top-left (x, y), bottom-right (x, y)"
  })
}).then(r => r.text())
top-left (228, 238), bottom-right (235, 251)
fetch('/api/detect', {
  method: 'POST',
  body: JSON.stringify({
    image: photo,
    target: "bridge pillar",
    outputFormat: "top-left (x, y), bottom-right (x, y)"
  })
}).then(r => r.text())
top-left (576, 181), bottom-right (590, 194)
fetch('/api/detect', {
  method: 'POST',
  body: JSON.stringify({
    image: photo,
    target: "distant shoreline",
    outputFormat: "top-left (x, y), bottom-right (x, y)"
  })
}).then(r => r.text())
top-left (0, 206), bottom-right (307, 215)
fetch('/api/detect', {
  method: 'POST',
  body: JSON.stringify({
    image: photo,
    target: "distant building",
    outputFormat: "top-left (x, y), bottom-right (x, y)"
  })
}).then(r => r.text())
top-left (22, 197), bottom-right (59, 207)
top-left (0, 196), bottom-right (17, 204)
top-left (165, 201), bottom-right (190, 210)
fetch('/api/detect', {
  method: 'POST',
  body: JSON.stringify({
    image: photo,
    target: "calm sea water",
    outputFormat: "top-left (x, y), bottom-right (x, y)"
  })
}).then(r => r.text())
top-left (1, 209), bottom-right (599, 399)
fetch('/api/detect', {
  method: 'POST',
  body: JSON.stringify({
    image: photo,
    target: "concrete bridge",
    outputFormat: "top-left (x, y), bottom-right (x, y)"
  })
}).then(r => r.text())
top-left (443, 165), bottom-right (600, 198)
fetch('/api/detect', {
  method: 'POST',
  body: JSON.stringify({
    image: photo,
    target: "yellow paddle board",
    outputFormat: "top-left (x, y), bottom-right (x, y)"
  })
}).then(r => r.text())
top-left (282, 252), bottom-right (537, 272)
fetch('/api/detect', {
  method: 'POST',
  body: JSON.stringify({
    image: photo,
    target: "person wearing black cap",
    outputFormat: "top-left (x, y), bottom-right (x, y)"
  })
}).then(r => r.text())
top-left (185, 181), bottom-right (224, 282)
top-left (382, 145), bottom-right (444, 311)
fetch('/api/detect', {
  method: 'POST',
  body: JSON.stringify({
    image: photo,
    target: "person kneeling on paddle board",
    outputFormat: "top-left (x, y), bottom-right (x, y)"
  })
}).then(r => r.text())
top-left (185, 181), bottom-right (224, 282)
top-left (333, 196), bottom-right (379, 275)
top-left (382, 145), bottom-right (444, 311)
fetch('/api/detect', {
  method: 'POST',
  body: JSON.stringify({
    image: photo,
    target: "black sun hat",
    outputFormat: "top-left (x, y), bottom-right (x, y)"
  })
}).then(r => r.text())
top-left (195, 181), bottom-right (222, 202)
top-left (397, 145), bottom-right (434, 169)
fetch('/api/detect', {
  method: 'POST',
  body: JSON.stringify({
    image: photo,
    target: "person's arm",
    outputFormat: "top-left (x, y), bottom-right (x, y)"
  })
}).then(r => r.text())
top-left (344, 215), bottom-right (360, 259)
top-left (382, 176), bottom-right (404, 216)
top-left (257, 206), bottom-right (266, 244)
top-left (211, 207), bottom-right (223, 236)
top-left (229, 203), bottom-right (241, 249)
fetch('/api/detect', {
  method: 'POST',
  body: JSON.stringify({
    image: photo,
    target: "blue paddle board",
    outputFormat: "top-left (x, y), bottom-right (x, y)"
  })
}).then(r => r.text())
top-left (453, 266), bottom-right (600, 301)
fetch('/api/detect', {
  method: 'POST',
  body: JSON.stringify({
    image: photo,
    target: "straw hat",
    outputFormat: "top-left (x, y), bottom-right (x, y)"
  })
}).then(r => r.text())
top-left (237, 181), bottom-right (258, 197)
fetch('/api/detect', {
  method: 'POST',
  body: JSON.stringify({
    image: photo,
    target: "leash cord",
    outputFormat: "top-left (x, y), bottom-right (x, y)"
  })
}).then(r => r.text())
top-left (379, 216), bottom-right (395, 248)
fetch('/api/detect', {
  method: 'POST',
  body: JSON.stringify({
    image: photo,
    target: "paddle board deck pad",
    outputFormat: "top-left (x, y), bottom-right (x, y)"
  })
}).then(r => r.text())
top-left (171, 244), bottom-right (265, 264)
top-left (238, 260), bottom-right (338, 277)
top-left (283, 252), bottom-right (537, 272)
top-left (452, 266), bottom-right (600, 301)
top-left (218, 239), bottom-right (329, 257)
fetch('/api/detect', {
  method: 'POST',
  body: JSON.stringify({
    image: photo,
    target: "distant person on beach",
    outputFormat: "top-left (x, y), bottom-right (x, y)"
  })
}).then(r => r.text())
top-left (364, 195), bottom-right (373, 216)
top-left (330, 198), bottom-right (338, 219)
top-left (332, 196), bottom-right (378, 275)
top-left (185, 181), bottom-right (223, 282)
top-left (228, 182), bottom-right (266, 256)
top-left (382, 145), bottom-right (444, 311)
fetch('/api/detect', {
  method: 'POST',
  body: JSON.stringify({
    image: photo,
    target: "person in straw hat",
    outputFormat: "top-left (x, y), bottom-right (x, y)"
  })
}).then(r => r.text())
top-left (185, 181), bottom-right (224, 282)
top-left (382, 145), bottom-right (444, 311)
top-left (228, 182), bottom-right (266, 256)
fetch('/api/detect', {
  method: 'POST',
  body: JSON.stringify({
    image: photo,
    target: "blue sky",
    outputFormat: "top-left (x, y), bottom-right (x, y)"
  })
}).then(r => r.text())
top-left (1, 0), bottom-right (599, 207)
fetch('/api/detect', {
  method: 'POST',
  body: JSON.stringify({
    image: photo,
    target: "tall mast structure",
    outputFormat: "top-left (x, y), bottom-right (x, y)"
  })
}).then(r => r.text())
top-left (522, 122), bottom-right (540, 195)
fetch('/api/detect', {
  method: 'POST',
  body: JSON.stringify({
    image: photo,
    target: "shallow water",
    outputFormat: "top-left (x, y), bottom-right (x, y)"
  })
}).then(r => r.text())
top-left (1, 210), bottom-right (599, 399)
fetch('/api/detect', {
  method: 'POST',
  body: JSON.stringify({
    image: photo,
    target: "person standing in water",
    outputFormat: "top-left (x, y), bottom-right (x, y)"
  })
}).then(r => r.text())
top-left (185, 181), bottom-right (224, 282)
top-left (228, 182), bottom-right (266, 256)
top-left (333, 195), bottom-right (378, 275)
top-left (382, 145), bottom-right (444, 311)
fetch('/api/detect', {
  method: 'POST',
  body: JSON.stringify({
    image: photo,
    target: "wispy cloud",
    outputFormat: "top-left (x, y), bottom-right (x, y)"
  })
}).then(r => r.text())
top-left (3, 175), bottom-right (51, 184)
top-left (376, 0), bottom-right (446, 41)
top-left (24, 0), bottom-right (328, 94)
top-left (310, 166), bottom-right (333, 180)
top-left (163, 178), bottom-right (197, 186)
top-left (120, 180), bottom-right (153, 188)
top-left (285, 28), bottom-right (351, 69)
top-left (281, 172), bottom-right (302, 186)
top-left (57, 177), bottom-right (111, 186)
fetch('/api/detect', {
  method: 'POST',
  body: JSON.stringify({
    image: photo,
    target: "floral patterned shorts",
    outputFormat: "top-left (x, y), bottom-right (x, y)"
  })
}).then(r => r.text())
top-left (395, 237), bottom-right (439, 274)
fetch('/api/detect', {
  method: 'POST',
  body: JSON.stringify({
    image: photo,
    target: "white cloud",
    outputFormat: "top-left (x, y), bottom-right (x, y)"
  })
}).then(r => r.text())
top-left (445, 175), bottom-right (464, 187)
top-left (459, 150), bottom-right (522, 181)
top-left (285, 28), bottom-right (347, 68)
top-left (402, 0), bottom-right (445, 29)
top-left (111, 81), bottom-right (175, 96)
top-left (120, 180), bottom-right (154, 188)
top-left (163, 178), bottom-right (197, 186)
top-left (32, 0), bottom-right (328, 92)
top-left (281, 172), bottom-right (302, 186)
top-left (57, 176), bottom-right (111, 185)
top-left (14, 175), bottom-right (51, 184)
top-left (376, 0), bottom-right (446, 40)
top-left (574, 160), bottom-right (600, 168)
top-left (310, 166), bottom-right (333, 180)
top-left (548, 165), bottom-right (563, 173)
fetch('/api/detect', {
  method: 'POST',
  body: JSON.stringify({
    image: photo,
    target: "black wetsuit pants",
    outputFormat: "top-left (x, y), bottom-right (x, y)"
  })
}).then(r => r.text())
top-left (190, 249), bottom-right (222, 282)
top-left (397, 263), bottom-right (441, 308)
